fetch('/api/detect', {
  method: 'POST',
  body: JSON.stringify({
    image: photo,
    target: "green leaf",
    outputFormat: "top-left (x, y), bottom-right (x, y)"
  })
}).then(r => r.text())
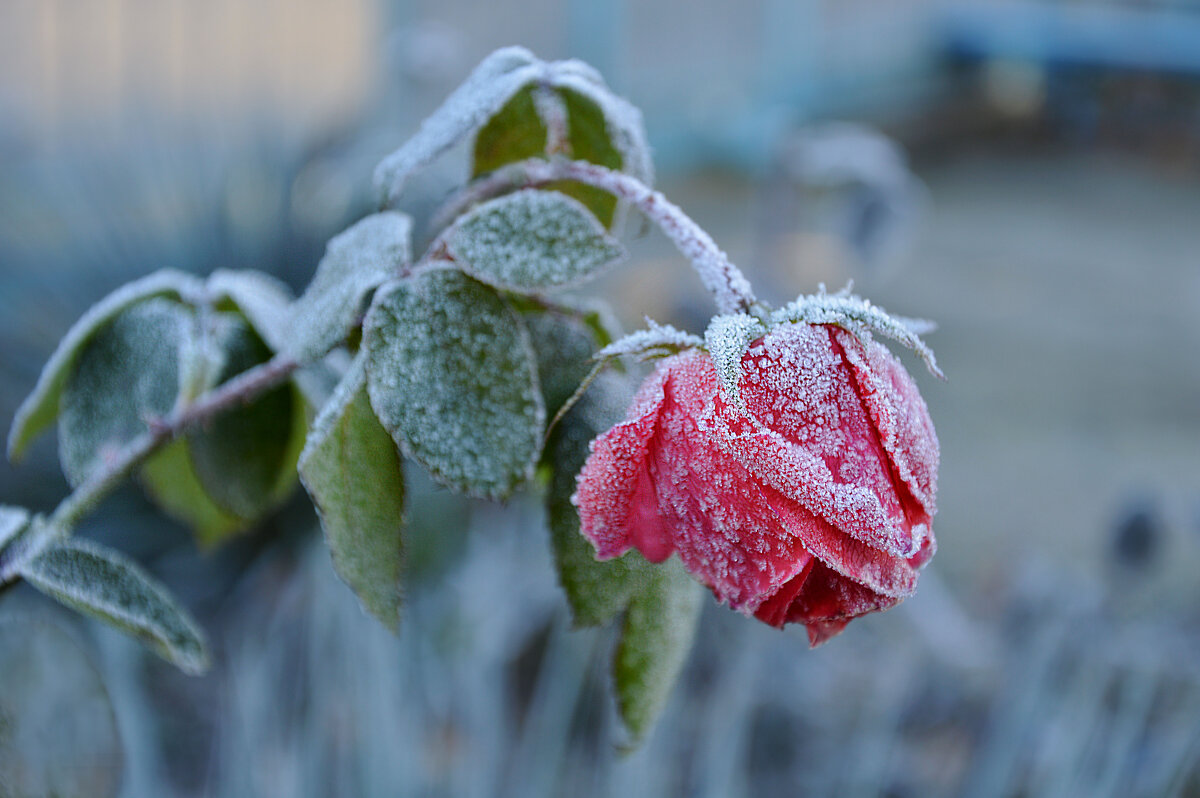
top-left (472, 83), bottom-right (547, 177)
top-left (299, 355), bottom-right (406, 630)
top-left (552, 86), bottom-right (625, 226)
top-left (187, 313), bottom-right (303, 521)
top-left (364, 270), bottom-right (544, 500)
top-left (7, 269), bottom-right (203, 462)
top-left (139, 438), bottom-right (244, 547)
top-left (18, 538), bottom-right (210, 675)
top-left (57, 298), bottom-right (191, 488)
top-left (0, 617), bottom-right (123, 798)
top-left (613, 556), bottom-right (703, 744)
top-left (545, 388), bottom-right (649, 627)
top-left (0, 505), bottom-right (30, 554)
top-left (374, 46), bottom-right (542, 205)
top-left (287, 211), bottom-right (414, 362)
top-left (447, 189), bottom-right (624, 293)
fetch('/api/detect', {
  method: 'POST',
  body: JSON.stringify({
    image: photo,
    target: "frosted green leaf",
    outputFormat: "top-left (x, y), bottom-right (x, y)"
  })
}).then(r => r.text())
top-left (771, 290), bottom-right (943, 379)
top-left (364, 270), bottom-right (544, 500)
top-left (19, 538), bottom-right (210, 674)
top-left (550, 65), bottom-right (654, 191)
top-left (57, 298), bottom-right (191, 488)
top-left (0, 617), bottom-right (123, 798)
top-left (188, 313), bottom-right (305, 522)
top-left (287, 211), bottom-right (414, 362)
top-left (472, 83), bottom-right (547, 176)
top-left (447, 189), bottom-right (624, 293)
top-left (299, 354), bottom-right (405, 630)
top-left (545, 385), bottom-right (649, 627)
top-left (597, 319), bottom-right (704, 362)
top-left (374, 46), bottom-right (542, 205)
top-left (7, 269), bottom-right (203, 461)
top-left (704, 312), bottom-right (768, 412)
top-left (206, 268), bottom-right (295, 355)
top-left (0, 505), bottom-right (30, 553)
top-left (613, 557), bottom-right (702, 744)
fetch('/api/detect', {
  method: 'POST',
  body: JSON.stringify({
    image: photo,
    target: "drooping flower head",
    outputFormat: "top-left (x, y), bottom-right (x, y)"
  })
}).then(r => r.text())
top-left (572, 291), bottom-right (941, 645)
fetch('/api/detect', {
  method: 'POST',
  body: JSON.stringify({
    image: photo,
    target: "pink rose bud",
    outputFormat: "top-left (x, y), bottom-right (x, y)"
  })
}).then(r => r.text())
top-left (573, 319), bottom-right (938, 646)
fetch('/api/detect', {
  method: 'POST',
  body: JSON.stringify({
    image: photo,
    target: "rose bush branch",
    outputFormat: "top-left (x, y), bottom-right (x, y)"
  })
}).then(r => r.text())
top-left (0, 353), bottom-right (299, 585)
top-left (428, 157), bottom-right (758, 315)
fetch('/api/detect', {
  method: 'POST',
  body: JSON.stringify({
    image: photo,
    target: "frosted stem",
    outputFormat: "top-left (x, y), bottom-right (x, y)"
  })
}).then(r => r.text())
top-left (0, 353), bottom-right (299, 583)
top-left (431, 158), bottom-right (757, 314)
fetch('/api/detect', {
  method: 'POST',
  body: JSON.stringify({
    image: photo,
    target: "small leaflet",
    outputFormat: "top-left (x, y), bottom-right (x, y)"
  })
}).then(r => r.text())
top-left (771, 291), bottom-right (943, 379)
top-left (0, 505), bottom-right (30, 553)
top-left (545, 380), bottom-right (649, 627)
top-left (7, 269), bottom-right (203, 462)
top-left (18, 537), bottom-right (210, 675)
top-left (374, 46), bottom-right (542, 205)
top-left (595, 319), bottom-right (704, 362)
top-left (364, 269), bottom-right (545, 500)
top-left (298, 354), bottom-right (406, 630)
top-left (57, 299), bottom-right (190, 488)
top-left (614, 556), bottom-right (703, 744)
top-left (0, 617), bottom-right (123, 798)
top-left (287, 211), bottom-right (414, 363)
top-left (704, 313), bottom-right (769, 411)
top-left (447, 189), bottom-right (625, 293)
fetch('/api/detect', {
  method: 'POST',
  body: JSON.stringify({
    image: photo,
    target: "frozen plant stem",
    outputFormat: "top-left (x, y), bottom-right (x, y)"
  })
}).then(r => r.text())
top-left (0, 353), bottom-right (300, 584)
top-left (430, 158), bottom-right (758, 315)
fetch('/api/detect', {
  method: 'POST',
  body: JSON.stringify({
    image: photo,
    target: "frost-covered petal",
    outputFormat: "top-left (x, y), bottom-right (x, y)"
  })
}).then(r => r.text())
top-left (754, 559), bottom-right (900, 646)
top-left (573, 363), bottom-right (673, 562)
top-left (638, 352), bottom-right (814, 611)
top-left (833, 327), bottom-right (939, 519)
top-left (708, 323), bottom-right (926, 558)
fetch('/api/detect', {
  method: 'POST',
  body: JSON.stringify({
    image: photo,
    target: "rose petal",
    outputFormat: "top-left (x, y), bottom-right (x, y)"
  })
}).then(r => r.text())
top-left (706, 324), bottom-right (923, 559)
top-left (641, 352), bottom-right (814, 611)
top-left (573, 362), bottom-right (673, 561)
top-left (834, 327), bottom-right (939, 520)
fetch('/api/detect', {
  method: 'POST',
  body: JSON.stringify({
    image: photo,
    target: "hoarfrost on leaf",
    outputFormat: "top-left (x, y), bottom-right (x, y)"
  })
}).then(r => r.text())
top-left (205, 269), bottom-right (295, 355)
top-left (374, 46), bottom-right (542, 205)
top-left (58, 299), bottom-right (191, 488)
top-left (7, 269), bottom-right (203, 462)
top-left (363, 269), bottom-right (544, 500)
top-left (704, 312), bottom-right (769, 411)
top-left (771, 290), bottom-right (943, 379)
top-left (287, 211), bottom-right (413, 363)
top-left (0, 505), bottom-right (29, 552)
top-left (18, 537), bottom-right (210, 675)
top-left (595, 319), bottom-right (704, 362)
top-left (298, 353), bottom-right (406, 630)
top-left (447, 189), bottom-right (624, 292)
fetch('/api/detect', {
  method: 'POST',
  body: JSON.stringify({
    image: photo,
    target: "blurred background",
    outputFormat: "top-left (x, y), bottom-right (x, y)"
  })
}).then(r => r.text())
top-left (2, 0), bottom-right (1200, 795)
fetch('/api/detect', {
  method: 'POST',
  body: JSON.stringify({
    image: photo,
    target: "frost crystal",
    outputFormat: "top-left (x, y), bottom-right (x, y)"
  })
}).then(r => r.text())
top-left (703, 313), bottom-right (768, 411)
top-left (374, 47), bottom-right (542, 205)
top-left (771, 290), bottom-right (943, 379)
top-left (596, 320), bottom-right (704, 362)
top-left (447, 189), bottom-right (625, 292)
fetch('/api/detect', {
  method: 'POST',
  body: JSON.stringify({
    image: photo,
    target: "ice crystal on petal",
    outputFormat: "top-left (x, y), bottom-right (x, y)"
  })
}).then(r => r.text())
top-left (595, 320), bottom-right (704, 362)
top-left (703, 312), bottom-right (768, 411)
top-left (447, 189), bottom-right (624, 292)
top-left (374, 47), bottom-right (542, 205)
top-left (771, 290), bottom-right (943, 379)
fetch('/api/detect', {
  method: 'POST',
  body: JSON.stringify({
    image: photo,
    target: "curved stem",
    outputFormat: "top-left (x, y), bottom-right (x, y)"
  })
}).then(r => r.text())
top-left (0, 353), bottom-right (299, 583)
top-left (431, 158), bottom-right (757, 315)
